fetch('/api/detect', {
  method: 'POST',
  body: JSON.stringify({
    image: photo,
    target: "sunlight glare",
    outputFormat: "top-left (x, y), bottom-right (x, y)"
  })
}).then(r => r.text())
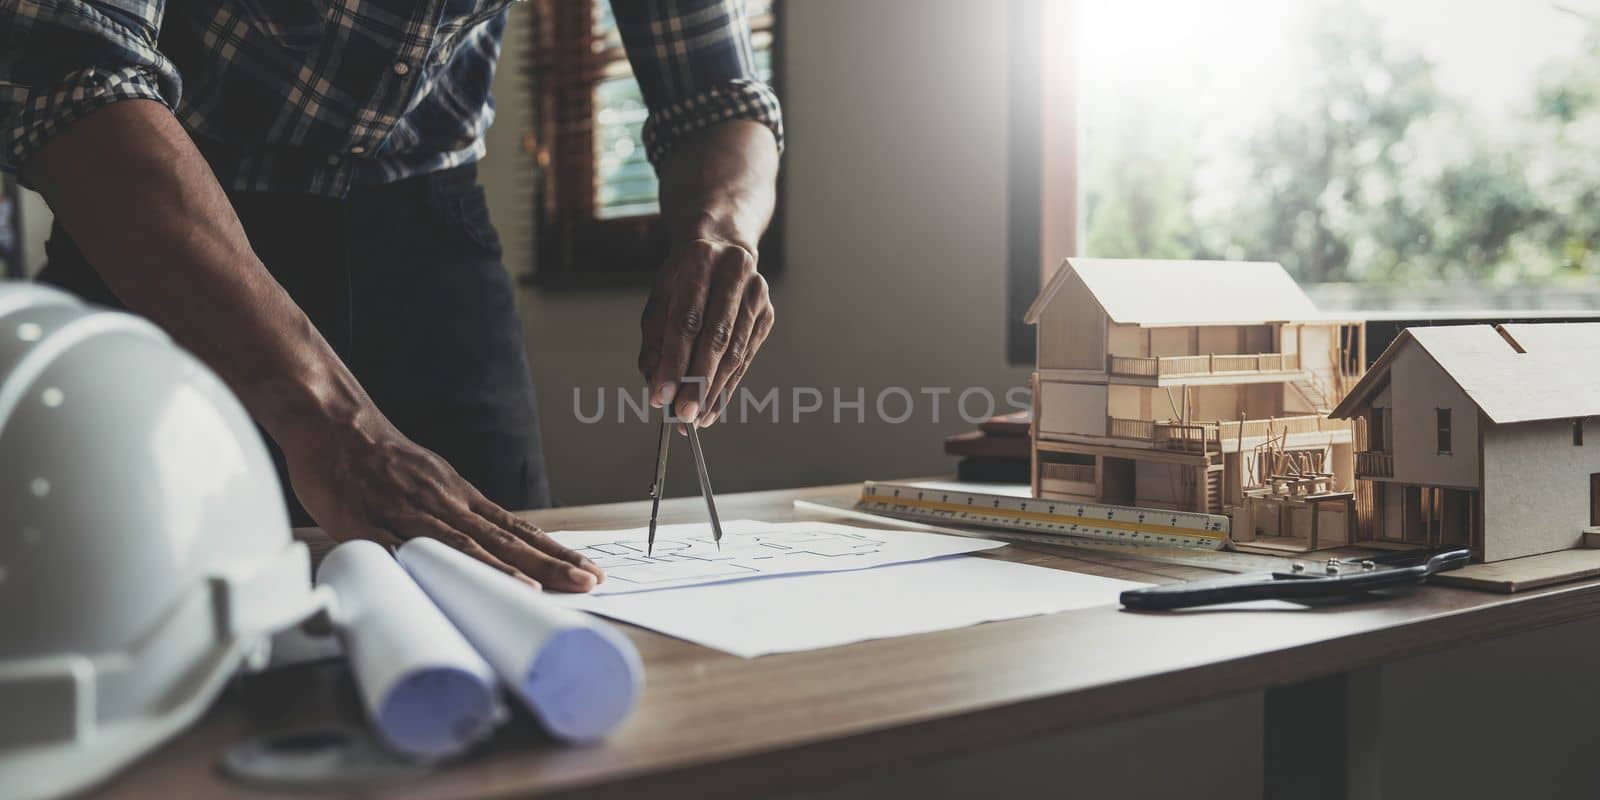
top-left (1077, 0), bottom-right (1297, 99)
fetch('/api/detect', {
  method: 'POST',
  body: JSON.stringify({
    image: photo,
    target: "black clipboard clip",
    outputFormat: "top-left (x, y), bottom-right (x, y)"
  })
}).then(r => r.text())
top-left (1120, 549), bottom-right (1472, 611)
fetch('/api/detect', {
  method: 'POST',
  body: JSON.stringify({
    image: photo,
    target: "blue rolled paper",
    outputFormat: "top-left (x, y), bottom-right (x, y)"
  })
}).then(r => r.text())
top-left (316, 540), bottom-right (505, 759)
top-left (397, 538), bottom-right (643, 742)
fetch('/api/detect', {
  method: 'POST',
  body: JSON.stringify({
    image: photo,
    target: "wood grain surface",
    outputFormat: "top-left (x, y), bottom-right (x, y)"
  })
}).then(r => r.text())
top-left (95, 483), bottom-right (1600, 799)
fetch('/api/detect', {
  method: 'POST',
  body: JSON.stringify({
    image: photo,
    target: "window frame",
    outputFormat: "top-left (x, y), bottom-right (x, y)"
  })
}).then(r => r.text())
top-left (1006, 0), bottom-right (1079, 365)
top-left (1436, 407), bottom-right (1453, 455)
top-left (525, 0), bottom-right (785, 289)
top-left (1007, 1), bottom-right (1600, 368)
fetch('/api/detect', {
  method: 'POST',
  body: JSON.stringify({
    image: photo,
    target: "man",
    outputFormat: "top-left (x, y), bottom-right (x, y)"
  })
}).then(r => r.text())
top-left (0, 0), bottom-right (781, 592)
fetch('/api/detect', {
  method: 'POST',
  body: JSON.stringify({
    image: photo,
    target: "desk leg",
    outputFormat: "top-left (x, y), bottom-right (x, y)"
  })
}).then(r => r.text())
top-left (1263, 666), bottom-right (1382, 800)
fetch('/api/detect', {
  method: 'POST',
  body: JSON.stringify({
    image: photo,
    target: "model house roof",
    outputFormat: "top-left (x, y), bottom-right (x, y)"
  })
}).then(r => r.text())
top-left (1023, 258), bottom-right (1324, 327)
top-left (1330, 323), bottom-right (1600, 425)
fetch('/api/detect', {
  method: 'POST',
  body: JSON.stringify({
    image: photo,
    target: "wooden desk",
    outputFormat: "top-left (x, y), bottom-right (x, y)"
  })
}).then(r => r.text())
top-left (98, 483), bottom-right (1600, 799)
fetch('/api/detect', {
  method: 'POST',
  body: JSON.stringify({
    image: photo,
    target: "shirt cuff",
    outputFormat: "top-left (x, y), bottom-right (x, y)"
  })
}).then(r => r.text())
top-left (2, 65), bottom-right (174, 183)
top-left (642, 78), bottom-right (784, 170)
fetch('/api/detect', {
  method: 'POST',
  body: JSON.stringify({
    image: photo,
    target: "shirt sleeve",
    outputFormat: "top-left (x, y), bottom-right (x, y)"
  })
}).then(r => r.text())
top-left (611, 0), bottom-right (783, 169)
top-left (0, 0), bottom-right (181, 183)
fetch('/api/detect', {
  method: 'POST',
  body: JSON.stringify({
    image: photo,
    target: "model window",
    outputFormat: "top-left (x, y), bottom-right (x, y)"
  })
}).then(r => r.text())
top-left (1370, 408), bottom-right (1387, 451)
top-left (1436, 408), bottom-right (1452, 454)
top-left (1576, 418), bottom-right (1585, 447)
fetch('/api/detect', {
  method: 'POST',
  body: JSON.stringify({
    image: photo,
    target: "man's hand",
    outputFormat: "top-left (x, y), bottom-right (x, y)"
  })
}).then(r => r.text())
top-left (28, 101), bottom-right (603, 592)
top-left (282, 408), bottom-right (605, 592)
top-left (639, 238), bottom-right (774, 426)
top-left (638, 120), bottom-right (781, 426)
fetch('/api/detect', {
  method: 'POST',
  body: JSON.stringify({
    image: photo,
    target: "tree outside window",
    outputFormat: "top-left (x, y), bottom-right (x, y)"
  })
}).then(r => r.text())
top-left (1077, 0), bottom-right (1600, 310)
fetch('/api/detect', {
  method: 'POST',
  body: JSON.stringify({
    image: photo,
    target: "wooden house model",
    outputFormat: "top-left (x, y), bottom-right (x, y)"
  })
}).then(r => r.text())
top-left (1024, 259), bottom-right (1366, 549)
top-left (1329, 322), bottom-right (1600, 563)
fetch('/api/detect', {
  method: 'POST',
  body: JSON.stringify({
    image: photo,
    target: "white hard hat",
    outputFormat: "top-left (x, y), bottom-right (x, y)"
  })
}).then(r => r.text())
top-left (0, 283), bottom-right (329, 800)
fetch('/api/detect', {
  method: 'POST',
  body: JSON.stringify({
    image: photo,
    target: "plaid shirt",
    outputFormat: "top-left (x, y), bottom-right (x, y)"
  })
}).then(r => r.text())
top-left (0, 0), bottom-right (782, 196)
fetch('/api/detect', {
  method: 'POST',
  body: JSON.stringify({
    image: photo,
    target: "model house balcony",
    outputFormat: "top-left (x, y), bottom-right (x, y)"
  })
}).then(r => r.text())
top-left (1107, 414), bottom-right (1353, 451)
top-left (1354, 450), bottom-right (1395, 478)
top-left (1106, 352), bottom-right (1303, 384)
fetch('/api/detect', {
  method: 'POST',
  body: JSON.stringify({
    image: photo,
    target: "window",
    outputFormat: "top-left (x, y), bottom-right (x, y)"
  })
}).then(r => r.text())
top-left (1436, 408), bottom-right (1452, 454)
top-left (527, 0), bottom-right (780, 287)
top-left (1577, 417), bottom-right (1586, 446)
top-left (1591, 473), bottom-right (1600, 526)
top-left (1008, 0), bottom-right (1600, 363)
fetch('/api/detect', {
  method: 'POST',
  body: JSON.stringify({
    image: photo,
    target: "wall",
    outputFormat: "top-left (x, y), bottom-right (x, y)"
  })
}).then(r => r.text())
top-left (1192, 384), bottom-right (1241, 422)
top-left (1035, 269), bottom-right (1104, 371)
top-left (1148, 327), bottom-right (1190, 357)
top-left (1388, 341), bottom-right (1479, 489)
top-left (1106, 323), bottom-right (1145, 357)
top-left (1481, 419), bottom-right (1600, 561)
top-left (481, 1), bottom-right (1032, 505)
top-left (15, 188), bottom-right (51, 278)
top-left (1381, 482), bottom-right (1405, 541)
top-left (1037, 381), bottom-right (1106, 438)
top-left (1135, 461), bottom-right (1190, 510)
top-left (1245, 382), bottom-right (1283, 419)
top-left (1196, 324), bottom-right (1241, 354)
top-left (1298, 323), bottom-right (1337, 397)
top-left (1111, 384), bottom-right (1182, 421)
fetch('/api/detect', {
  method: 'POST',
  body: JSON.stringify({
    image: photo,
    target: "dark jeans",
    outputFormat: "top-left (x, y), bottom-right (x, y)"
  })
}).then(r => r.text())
top-left (38, 163), bottom-right (552, 524)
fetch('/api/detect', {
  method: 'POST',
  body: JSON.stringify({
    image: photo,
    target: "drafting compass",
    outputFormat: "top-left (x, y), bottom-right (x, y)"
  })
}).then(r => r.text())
top-left (646, 406), bottom-right (723, 556)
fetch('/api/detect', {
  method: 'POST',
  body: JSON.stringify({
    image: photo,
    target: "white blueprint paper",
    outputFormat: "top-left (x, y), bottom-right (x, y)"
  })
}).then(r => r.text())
top-left (549, 555), bottom-right (1146, 658)
top-left (397, 538), bottom-right (643, 742)
top-left (315, 540), bottom-right (504, 759)
top-left (548, 520), bottom-right (1002, 595)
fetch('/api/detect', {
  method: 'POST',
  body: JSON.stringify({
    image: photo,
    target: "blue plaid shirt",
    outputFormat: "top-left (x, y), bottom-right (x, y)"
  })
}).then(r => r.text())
top-left (0, 0), bottom-right (782, 196)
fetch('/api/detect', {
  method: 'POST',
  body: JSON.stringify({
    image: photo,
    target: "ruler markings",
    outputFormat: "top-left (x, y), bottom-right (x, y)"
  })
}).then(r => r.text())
top-left (858, 481), bottom-right (1230, 551)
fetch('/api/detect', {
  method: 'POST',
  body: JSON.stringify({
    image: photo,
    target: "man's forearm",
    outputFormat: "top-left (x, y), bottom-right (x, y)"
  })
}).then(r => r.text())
top-left (641, 118), bottom-right (779, 423)
top-left (658, 119), bottom-right (780, 254)
top-left (24, 100), bottom-right (369, 445)
top-left (22, 100), bottom-right (605, 589)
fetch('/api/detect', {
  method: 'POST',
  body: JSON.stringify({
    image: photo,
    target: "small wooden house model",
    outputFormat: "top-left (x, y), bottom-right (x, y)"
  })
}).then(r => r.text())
top-left (1025, 258), bottom-right (1366, 549)
top-left (1330, 322), bottom-right (1600, 562)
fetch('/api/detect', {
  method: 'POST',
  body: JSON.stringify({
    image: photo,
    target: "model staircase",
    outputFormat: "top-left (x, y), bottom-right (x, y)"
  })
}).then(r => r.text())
top-left (1205, 464), bottom-right (1225, 515)
top-left (1290, 376), bottom-right (1332, 413)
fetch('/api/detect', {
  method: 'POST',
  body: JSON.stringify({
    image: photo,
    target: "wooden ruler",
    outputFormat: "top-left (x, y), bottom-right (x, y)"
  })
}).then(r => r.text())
top-left (855, 481), bottom-right (1231, 551)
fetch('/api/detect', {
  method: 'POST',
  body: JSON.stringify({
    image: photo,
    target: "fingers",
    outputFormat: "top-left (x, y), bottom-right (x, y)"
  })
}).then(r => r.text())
top-left (477, 500), bottom-right (606, 582)
top-left (459, 510), bottom-right (600, 592)
top-left (697, 276), bottom-right (766, 426)
top-left (708, 304), bottom-right (775, 420)
top-left (678, 248), bottom-right (755, 422)
top-left (645, 240), bottom-right (769, 426)
top-left (636, 282), bottom-right (666, 381)
top-left (297, 421), bottom-right (603, 594)
top-left (648, 242), bottom-right (714, 415)
top-left (395, 514), bottom-right (542, 590)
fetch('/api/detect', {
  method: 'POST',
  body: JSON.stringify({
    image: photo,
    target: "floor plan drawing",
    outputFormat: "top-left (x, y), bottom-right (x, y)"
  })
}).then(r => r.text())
top-left (549, 521), bottom-right (1002, 595)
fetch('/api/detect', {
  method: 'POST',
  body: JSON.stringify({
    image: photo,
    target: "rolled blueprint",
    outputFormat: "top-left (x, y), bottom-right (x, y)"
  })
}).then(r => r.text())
top-left (396, 538), bottom-right (644, 742)
top-left (316, 540), bottom-right (506, 760)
